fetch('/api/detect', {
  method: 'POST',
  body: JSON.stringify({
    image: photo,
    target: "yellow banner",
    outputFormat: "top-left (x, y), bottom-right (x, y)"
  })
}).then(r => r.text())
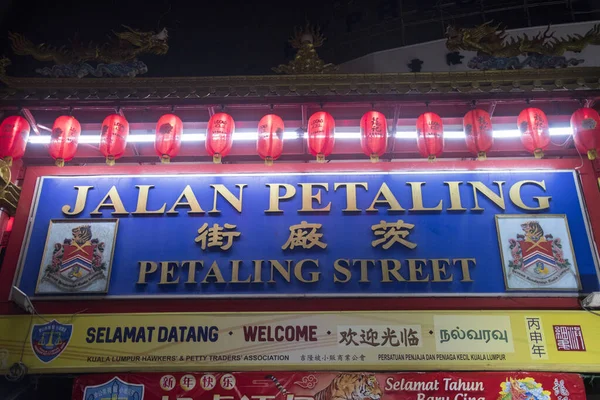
top-left (0, 310), bottom-right (598, 374)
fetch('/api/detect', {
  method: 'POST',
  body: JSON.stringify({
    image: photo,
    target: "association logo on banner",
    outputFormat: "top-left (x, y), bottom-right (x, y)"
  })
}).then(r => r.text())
top-left (30, 319), bottom-right (72, 363)
top-left (83, 376), bottom-right (145, 400)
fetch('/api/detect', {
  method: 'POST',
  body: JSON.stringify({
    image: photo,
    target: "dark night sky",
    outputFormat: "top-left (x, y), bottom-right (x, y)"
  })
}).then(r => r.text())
top-left (0, 0), bottom-right (339, 76)
top-left (0, 0), bottom-right (598, 77)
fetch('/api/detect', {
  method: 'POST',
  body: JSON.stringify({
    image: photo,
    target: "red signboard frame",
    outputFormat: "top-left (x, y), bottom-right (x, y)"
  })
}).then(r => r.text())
top-left (1, 158), bottom-right (599, 314)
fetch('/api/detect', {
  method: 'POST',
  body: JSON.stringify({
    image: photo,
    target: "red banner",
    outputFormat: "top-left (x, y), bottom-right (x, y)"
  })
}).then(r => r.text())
top-left (72, 371), bottom-right (585, 400)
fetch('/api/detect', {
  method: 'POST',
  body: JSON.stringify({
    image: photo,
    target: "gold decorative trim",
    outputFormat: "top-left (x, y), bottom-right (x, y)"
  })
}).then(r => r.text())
top-left (0, 160), bottom-right (20, 216)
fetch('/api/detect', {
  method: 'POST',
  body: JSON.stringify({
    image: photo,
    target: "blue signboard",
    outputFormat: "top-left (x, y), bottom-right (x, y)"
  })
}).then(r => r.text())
top-left (15, 170), bottom-right (600, 298)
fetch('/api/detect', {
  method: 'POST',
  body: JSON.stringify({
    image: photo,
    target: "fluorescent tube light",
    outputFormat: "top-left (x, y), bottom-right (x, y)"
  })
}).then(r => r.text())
top-left (26, 127), bottom-right (574, 144)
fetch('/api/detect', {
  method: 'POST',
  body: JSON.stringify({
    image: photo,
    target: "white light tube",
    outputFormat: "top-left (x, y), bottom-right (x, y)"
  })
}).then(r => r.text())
top-left (27, 127), bottom-right (574, 144)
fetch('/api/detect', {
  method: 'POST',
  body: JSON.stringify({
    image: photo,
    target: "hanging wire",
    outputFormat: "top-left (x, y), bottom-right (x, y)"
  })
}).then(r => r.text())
top-left (549, 132), bottom-right (574, 148)
top-left (157, 2), bottom-right (172, 31)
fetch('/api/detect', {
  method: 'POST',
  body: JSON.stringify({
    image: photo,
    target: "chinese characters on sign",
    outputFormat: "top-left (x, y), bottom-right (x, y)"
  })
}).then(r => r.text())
top-left (526, 317), bottom-right (549, 359)
top-left (282, 222), bottom-right (327, 250)
top-left (337, 326), bottom-right (422, 348)
top-left (553, 326), bottom-right (586, 351)
top-left (195, 223), bottom-right (241, 251)
top-left (160, 375), bottom-right (176, 391)
top-left (554, 378), bottom-right (572, 400)
top-left (371, 220), bottom-right (417, 249)
top-left (194, 220), bottom-right (420, 252)
top-left (300, 354), bottom-right (366, 362)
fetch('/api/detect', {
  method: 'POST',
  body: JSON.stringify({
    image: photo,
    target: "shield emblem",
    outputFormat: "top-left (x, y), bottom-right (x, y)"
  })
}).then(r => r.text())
top-left (30, 320), bottom-right (72, 363)
top-left (60, 242), bottom-right (94, 283)
top-left (506, 220), bottom-right (572, 286)
top-left (38, 221), bottom-right (116, 293)
top-left (519, 239), bottom-right (561, 279)
top-left (83, 377), bottom-right (145, 400)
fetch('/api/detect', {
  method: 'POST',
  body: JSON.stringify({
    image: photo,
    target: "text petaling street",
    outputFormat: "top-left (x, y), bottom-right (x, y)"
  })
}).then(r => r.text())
top-left (136, 258), bottom-right (476, 285)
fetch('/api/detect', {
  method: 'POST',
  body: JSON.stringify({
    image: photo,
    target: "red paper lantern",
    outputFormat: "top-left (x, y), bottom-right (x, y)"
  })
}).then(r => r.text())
top-left (464, 109), bottom-right (493, 160)
top-left (155, 114), bottom-right (183, 164)
top-left (0, 116), bottom-right (30, 166)
top-left (360, 111), bottom-right (388, 162)
top-left (518, 108), bottom-right (550, 159)
top-left (307, 111), bottom-right (335, 163)
top-left (100, 114), bottom-right (129, 166)
top-left (416, 112), bottom-right (444, 161)
top-left (49, 115), bottom-right (81, 167)
top-left (206, 112), bottom-right (234, 163)
top-left (571, 107), bottom-right (600, 160)
top-left (257, 114), bottom-right (284, 166)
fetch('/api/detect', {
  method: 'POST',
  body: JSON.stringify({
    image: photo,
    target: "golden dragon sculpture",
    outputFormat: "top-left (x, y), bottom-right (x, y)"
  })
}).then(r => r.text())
top-left (446, 22), bottom-right (600, 57)
top-left (8, 25), bottom-right (168, 65)
top-left (273, 23), bottom-right (337, 74)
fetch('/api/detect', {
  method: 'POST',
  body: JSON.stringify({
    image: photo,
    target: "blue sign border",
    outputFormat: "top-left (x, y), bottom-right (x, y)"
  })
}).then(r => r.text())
top-left (14, 169), bottom-right (600, 299)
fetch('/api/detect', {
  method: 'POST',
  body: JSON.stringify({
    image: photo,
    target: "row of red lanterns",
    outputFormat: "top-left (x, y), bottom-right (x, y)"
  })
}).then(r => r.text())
top-left (0, 108), bottom-right (599, 166)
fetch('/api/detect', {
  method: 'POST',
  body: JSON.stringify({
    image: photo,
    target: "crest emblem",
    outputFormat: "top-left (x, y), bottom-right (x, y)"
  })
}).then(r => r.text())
top-left (30, 319), bottom-right (72, 363)
top-left (38, 220), bottom-right (119, 293)
top-left (83, 376), bottom-right (145, 400)
top-left (507, 220), bottom-right (571, 286)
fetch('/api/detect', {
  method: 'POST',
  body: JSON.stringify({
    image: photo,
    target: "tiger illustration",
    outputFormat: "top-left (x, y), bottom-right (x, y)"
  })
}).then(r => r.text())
top-left (72, 225), bottom-right (93, 245)
top-left (519, 221), bottom-right (544, 242)
top-left (267, 374), bottom-right (383, 400)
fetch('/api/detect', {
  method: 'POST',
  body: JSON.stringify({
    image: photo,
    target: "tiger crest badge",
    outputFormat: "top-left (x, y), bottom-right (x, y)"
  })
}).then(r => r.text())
top-left (42, 224), bottom-right (106, 291)
top-left (37, 220), bottom-right (119, 294)
top-left (507, 220), bottom-right (571, 286)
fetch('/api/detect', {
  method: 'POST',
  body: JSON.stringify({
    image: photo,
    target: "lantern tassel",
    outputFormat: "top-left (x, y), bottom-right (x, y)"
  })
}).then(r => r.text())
top-left (427, 155), bottom-right (436, 162)
top-left (213, 154), bottom-right (222, 164)
top-left (316, 154), bottom-right (325, 163)
top-left (106, 156), bottom-right (116, 166)
top-left (587, 149), bottom-right (597, 160)
top-left (55, 158), bottom-right (65, 167)
top-left (265, 157), bottom-right (274, 166)
top-left (370, 154), bottom-right (379, 163)
top-left (161, 155), bottom-right (171, 164)
top-left (477, 151), bottom-right (487, 161)
top-left (534, 149), bottom-right (544, 159)
top-left (3, 156), bottom-right (12, 167)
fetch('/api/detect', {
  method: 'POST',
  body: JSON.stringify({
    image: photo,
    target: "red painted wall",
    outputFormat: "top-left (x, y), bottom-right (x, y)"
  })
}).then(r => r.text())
top-left (1, 158), bottom-right (598, 315)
